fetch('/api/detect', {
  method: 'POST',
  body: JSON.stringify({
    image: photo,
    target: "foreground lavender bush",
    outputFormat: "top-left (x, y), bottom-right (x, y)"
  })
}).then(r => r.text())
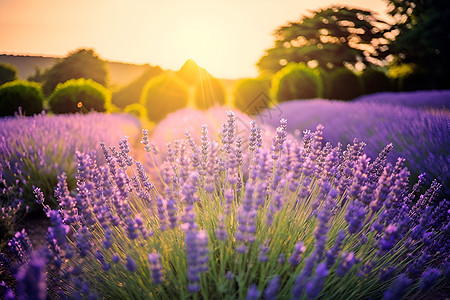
top-left (9, 112), bottom-right (450, 299)
top-left (0, 112), bottom-right (141, 215)
top-left (258, 100), bottom-right (449, 197)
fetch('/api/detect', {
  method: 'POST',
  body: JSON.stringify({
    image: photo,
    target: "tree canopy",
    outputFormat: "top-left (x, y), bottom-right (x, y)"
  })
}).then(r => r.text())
top-left (42, 49), bottom-right (109, 96)
top-left (0, 63), bottom-right (18, 86)
top-left (257, 6), bottom-right (390, 74)
top-left (384, 0), bottom-right (450, 89)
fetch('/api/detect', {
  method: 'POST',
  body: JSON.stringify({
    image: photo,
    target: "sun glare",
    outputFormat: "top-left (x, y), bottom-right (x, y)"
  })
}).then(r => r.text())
top-left (175, 12), bottom-right (240, 78)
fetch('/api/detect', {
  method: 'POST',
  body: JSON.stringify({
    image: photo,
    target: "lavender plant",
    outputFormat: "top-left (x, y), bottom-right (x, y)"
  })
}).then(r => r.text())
top-left (258, 99), bottom-right (449, 198)
top-left (11, 112), bottom-right (450, 299)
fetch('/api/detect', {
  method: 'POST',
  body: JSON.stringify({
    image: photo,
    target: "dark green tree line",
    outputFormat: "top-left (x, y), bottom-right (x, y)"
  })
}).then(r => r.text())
top-left (384, 0), bottom-right (450, 89)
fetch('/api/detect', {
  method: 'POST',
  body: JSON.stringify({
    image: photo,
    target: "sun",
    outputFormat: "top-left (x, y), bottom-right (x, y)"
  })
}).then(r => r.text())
top-left (177, 15), bottom-right (238, 78)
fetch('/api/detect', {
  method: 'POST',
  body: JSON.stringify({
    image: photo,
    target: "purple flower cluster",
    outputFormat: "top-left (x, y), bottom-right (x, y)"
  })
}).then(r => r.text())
top-left (148, 252), bottom-right (163, 285)
top-left (185, 229), bottom-right (209, 292)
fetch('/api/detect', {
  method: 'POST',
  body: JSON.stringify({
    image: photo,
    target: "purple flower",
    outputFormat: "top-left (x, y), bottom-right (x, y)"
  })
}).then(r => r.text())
top-left (292, 271), bottom-right (308, 298)
top-left (325, 230), bottom-right (346, 268)
top-left (383, 274), bottom-right (412, 300)
top-left (165, 198), bottom-right (178, 229)
top-left (305, 262), bottom-right (329, 298)
top-left (125, 217), bottom-right (139, 240)
top-left (271, 118), bottom-right (288, 160)
top-left (75, 227), bottom-right (92, 257)
top-left (111, 254), bottom-right (120, 264)
top-left (95, 250), bottom-right (110, 272)
top-left (258, 240), bottom-right (270, 263)
top-left (378, 224), bottom-right (399, 254)
top-left (249, 120), bottom-right (262, 152)
top-left (156, 195), bottom-right (168, 231)
top-left (345, 200), bottom-right (367, 234)
top-left (225, 271), bottom-right (234, 280)
top-left (264, 276), bottom-right (280, 299)
top-left (0, 253), bottom-right (12, 270)
top-left (33, 186), bottom-right (50, 215)
top-left (8, 229), bottom-right (33, 264)
top-left (16, 250), bottom-right (47, 300)
top-left (188, 283), bottom-right (200, 293)
top-left (148, 252), bottom-right (163, 284)
top-left (419, 268), bottom-right (440, 290)
top-left (215, 214), bottom-right (228, 241)
top-left (185, 229), bottom-right (209, 292)
top-left (126, 256), bottom-right (138, 272)
top-left (288, 241), bottom-right (306, 266)
top-left (236, 182), bottom-right (258, 250)
top-left (246, 284), bottom-right (260, 300)
top-left (336, 252), bottom-right (356, 277)
top-left (379, 267), bottom-right (396, 282)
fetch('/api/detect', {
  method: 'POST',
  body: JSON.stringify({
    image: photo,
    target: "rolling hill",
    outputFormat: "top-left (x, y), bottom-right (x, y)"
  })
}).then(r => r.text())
top-left (0, 54), bottom-right (151, 87)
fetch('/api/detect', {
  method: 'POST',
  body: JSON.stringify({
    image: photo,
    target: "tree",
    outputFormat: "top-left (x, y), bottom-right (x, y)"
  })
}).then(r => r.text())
top-left (257, 6), bottom-right (389, 74)
top-left (42, 48), bottom-right (109, 96)
top-left (385, 0), bottom-right (450, 89)
top-left (111, 65), bottom-right (163, 108)
top-left (0, 63), bottom-right (18, 85)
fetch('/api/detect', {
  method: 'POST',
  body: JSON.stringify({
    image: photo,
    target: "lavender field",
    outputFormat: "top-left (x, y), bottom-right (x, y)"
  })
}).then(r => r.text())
top-left (258, 98), bottom-right (450, 199)
top-left (1, 89), bottom-right (449, 299)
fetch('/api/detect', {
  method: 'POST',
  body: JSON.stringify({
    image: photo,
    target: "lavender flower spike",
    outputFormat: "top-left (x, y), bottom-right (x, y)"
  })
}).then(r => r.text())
top-left (246, 284), bottom-right (261, 300)
top-left (16, 250), bottom-right (47, 300)
top-left (264, 276), bottom-right (280, 299)
top-left (383, 274), bottom-right (412, 300)
top-left (306, 262), bottom-right (329, 299)
top-left (148, 252), bottom-right (163, 285)
top-left (126, 256), bottom-right (138, 272)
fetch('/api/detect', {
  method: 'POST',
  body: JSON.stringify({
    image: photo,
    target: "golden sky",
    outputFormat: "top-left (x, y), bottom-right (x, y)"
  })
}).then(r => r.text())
top-left (0, 0), bottom-right (389, 79)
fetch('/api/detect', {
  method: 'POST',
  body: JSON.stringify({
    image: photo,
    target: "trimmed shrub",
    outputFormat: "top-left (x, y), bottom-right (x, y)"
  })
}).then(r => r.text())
top-left (328, 67), bottom-right (362, 100)
top-left (314, 66), bottom-right (332, 99)
top-left (360, 67), bottom-right (392, 95)
top-left (0, 80), bottom-right (44, 117)
top-left (271, 63), bottom-right (323, 102)
top-left (194, 76), bottom-right (226, 109)
top-left (112, 65), bottom-right (163, 108)
top-left (124, 103), bottom-right (148, 119)
top-left (49, 78), bottom-right (112, 114)
top-left (233, 77), bottom-right (272, 115)
top-left (0, 63), bottom-right (18, 85)
top-left (141, 74), bottom-right (189, 122)
top-left (397, 71), bottom-right (429, 91)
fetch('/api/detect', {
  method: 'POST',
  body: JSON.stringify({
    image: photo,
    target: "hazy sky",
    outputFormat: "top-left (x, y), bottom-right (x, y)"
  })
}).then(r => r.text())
top-left (0, 0), bottom-right (390, 78)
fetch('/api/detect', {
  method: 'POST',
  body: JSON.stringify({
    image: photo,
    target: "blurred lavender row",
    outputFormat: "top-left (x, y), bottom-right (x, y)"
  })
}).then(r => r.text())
top-left (0, 112), bottom-right (141, 213)
top-left (258, 98), bottom-right (449, 196)
top-left (354, 90), bottom-right (450, 110)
